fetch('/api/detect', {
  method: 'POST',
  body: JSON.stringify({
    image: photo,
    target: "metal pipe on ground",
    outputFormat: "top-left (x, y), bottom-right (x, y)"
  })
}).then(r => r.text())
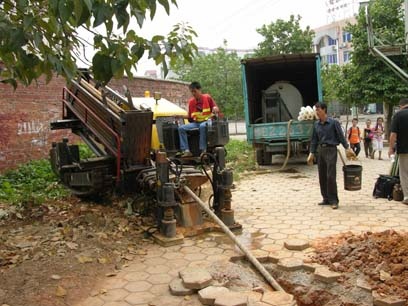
top-left (183, 185), bottom-right (285, 292)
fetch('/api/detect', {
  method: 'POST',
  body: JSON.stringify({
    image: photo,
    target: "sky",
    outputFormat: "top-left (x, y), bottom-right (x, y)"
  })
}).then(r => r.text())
top-left (79, 0), bottom-right (361, 75)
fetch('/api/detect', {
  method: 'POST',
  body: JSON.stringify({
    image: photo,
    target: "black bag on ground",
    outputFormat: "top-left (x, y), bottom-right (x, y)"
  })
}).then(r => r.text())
top-left (373, 175), bottom-right (400, 200)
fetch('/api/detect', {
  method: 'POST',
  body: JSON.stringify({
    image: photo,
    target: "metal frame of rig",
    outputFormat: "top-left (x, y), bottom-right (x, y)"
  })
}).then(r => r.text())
top-left (49, 73), bottom-right (240, 244)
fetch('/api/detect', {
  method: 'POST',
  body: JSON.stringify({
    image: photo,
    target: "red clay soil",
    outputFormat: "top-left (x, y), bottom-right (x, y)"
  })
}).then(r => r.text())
top-left (311, 230), bottom-right (408, 302)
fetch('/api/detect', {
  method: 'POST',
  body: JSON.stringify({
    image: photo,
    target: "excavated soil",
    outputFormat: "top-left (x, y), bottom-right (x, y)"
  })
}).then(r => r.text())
top-left (311, 230), bottom-right (408, 302)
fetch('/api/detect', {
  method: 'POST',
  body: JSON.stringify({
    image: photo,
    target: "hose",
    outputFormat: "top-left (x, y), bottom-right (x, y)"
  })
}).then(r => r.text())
top-left (183, 185), bottom-right (285, 292)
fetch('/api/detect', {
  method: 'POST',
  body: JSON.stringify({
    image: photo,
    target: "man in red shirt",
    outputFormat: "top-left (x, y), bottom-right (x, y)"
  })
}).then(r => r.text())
top-left (178, 82), bottom-right (219, 157)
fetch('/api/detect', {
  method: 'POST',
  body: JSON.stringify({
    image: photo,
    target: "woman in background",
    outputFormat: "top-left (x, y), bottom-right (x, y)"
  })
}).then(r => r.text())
top-left (372, 117), bottom-right (384, 160)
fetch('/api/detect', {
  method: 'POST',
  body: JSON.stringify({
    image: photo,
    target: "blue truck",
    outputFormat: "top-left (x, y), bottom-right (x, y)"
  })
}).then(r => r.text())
top-left (241, 53), bottom-right (323, 165)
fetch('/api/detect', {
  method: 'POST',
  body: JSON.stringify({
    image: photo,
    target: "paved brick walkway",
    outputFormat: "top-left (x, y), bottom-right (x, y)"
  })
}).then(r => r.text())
top-left (76, 155), bottom-right (408, 306)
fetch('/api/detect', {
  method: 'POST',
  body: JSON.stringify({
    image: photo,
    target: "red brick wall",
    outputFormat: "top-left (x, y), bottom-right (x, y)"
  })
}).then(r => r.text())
top-left (0, 76), bottom-right (190, 173)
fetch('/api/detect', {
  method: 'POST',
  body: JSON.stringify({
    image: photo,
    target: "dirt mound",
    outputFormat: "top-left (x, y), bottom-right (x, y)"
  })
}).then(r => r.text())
top-left (311, 230), bottom-right (408, 302)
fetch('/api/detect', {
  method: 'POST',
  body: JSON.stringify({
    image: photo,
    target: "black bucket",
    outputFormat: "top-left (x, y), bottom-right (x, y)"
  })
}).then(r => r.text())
top-left (343, 165), bottom-right (362, 191)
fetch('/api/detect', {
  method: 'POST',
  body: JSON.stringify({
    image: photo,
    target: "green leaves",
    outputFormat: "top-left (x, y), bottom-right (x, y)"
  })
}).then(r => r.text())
top-left (170, 45), bottom-right (244, 118)
top-left (255, 15), bottom-right (314, 56)
top-left (0, 159), bottom-right (69, 205)
top-left (346, 0), bottom-right (408, 106)
top-left (0, 0), bottom-right (199, 88)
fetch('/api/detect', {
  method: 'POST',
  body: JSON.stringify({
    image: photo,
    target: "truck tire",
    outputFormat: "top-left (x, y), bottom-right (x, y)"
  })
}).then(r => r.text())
top-left (263, 151), bottom-right (272, 165)
top-left (256, 149), bottom-right (273, 165)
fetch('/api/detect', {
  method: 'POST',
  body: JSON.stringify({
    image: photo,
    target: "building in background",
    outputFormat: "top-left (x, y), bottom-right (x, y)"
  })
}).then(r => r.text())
top-left (313, 16), bottom-right (355, 66)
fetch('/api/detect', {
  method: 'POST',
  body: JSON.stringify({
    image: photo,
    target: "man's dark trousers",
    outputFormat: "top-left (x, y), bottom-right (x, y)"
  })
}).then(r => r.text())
top-left (318, 146), bottom-right (339, 204)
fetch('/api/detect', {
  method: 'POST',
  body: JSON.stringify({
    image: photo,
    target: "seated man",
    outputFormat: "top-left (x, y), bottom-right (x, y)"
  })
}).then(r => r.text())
top-left (178, 81), bottom-right (219, 157)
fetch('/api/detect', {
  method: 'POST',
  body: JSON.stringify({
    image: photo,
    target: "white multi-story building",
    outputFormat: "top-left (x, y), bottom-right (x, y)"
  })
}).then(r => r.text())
top-left (313, 16), bottom-right (356, 66)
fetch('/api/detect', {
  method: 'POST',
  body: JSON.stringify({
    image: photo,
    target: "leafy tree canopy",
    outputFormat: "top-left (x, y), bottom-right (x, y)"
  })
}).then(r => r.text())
top-left (254, 15), bottom-right (314, 57)
top-left (171, 44), bottom-right (244, 118)
top-left (347, 0), bottom-right (408, 105)
top-left (0, 0), bottom-right (197, 88)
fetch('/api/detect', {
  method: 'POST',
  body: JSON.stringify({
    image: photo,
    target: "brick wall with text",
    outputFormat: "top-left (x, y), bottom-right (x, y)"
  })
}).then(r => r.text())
top-left (0, 76), bottom-right (190, 173)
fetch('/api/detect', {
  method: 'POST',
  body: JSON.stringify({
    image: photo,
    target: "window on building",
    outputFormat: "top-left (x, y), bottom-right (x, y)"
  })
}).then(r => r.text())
top-left (328, 37), bottom-right (337, 46)
top-left (343, 51), bottom-right (351, 63)
top-left (327, 54), bottom-right (338, 64)
top-left (343, 31), bottom-right (352, 42)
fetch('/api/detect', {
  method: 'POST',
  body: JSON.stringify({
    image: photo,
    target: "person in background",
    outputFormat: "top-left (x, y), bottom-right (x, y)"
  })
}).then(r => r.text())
top-left (389, 98), bottom-right (408, 204)
top-left (178, 81), bottom-right (219, 157)
top-left (307, 102), bottom-right (355, 210)
top-left (363, 119), bottom-right (374, 158)
top-left (372, 117), bottom-right (384, 160)
top-left (348, 118), bottom-right (361, 156)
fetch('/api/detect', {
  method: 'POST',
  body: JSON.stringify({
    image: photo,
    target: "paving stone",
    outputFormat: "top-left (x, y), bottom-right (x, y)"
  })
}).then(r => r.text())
top-left (261, 291), bottom-right (294, 306)
top-left (356, 278), bottom-right (372, 292)
top-left (284, 239), bottom-right (310, 251)
top-left (251, 249), bottom-right (270, 263)
top-left (267, 251), bottom-right (293, 264)
top-left (373, 291), bottom-right (406, 306)
top-left (100, 288), bottom-right (129, 302)
top-left (125, 291), bottom-right (155, 305)
top-left (180, 267), bottom-right (213, 289)
top-left (147, 273), bottom-right (173, 285)
top-left (198, 286), bottom-right (230, 305)
top-left (124, 280), bottom-right (152, 293)
top-left (169, 278), bottom-right (195, 296)
top-left (314, 267), bottom-right (342, 284)
top-left (242, 291), bottom-right (262, 303)
top-left (302, 262), bottom-right (323, 272)
top-left (214, 292), bottom-right (248, 306)
top-left (277, 258), bottom-right (304, 271)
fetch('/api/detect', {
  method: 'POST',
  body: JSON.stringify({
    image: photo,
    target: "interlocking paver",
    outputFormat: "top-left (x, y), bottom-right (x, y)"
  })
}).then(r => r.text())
top-left (372, 291), bottom-right (406, 306)
top-left (147, 273), bottom-right (173, 285)
top-left (100, 289), bottom-right (129, 302)
top-left (180, 267), bottom-right (213, 289)
top-left (277, 258), bottom-right (304, 271)
top-left (125, 291), bottom-right (155, 305)
top-left (314, 267), bottom-right (342, 283)
top-left (261, 291), bottom-right (294, 306)
top-left (169, 278), bottom-right (194, 296)
top-left (284, 239), bottom-right (310, 251)
top-left (214, 292), bottom-right (248, 306)
top-left (124, 280), bottom-right (152, 293)
top-left (198, 286), bottom-right (230, 305)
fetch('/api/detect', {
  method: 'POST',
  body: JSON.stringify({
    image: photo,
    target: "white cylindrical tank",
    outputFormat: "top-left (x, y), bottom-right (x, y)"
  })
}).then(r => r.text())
top-left (265, 81), bottom-right (303, 120)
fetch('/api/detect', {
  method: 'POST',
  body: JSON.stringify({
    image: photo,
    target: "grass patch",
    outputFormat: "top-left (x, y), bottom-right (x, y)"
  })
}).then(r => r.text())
top-left (0, 159), bottom-right (69, 205)
top-left (225, 139), bottom-right (257, 180)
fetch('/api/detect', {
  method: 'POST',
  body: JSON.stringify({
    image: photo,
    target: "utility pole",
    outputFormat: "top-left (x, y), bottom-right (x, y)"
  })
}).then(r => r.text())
top-left (405, 0), bottom-right (408, 47)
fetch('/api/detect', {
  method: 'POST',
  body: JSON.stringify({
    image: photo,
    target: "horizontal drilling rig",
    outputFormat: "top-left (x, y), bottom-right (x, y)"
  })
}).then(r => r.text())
top-left (50, 73), bottom-right (240, 243)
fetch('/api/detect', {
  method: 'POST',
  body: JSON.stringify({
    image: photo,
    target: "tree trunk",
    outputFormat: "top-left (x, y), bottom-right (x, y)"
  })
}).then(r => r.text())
top-left (383, 102), bottom-right (393, 140)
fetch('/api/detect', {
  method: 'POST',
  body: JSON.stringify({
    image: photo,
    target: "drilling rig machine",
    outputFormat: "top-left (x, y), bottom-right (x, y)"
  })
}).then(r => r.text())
top-left (49, 73), bottom-right (240, 244)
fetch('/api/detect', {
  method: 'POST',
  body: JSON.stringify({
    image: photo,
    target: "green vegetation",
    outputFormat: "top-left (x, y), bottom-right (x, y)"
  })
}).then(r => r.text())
top-left (225, 140), bottom-right (256, 180)
top-left (0, 159), bottom-right (69, 205)
top-left (0, 0), bottom-right (197, 87)
top-left (255, 15), bottom-right (314, 57)
top-left (171, 45), bottom-right (244, 119)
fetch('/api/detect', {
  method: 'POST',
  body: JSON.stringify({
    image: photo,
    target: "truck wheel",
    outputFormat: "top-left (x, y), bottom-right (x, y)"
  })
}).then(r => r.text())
top-left (256, 148), bottom-right (264, 165)
top-left (256, 149), bottom-right (272, 165)
top-left (263, 151), bottom-right (273, 165)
